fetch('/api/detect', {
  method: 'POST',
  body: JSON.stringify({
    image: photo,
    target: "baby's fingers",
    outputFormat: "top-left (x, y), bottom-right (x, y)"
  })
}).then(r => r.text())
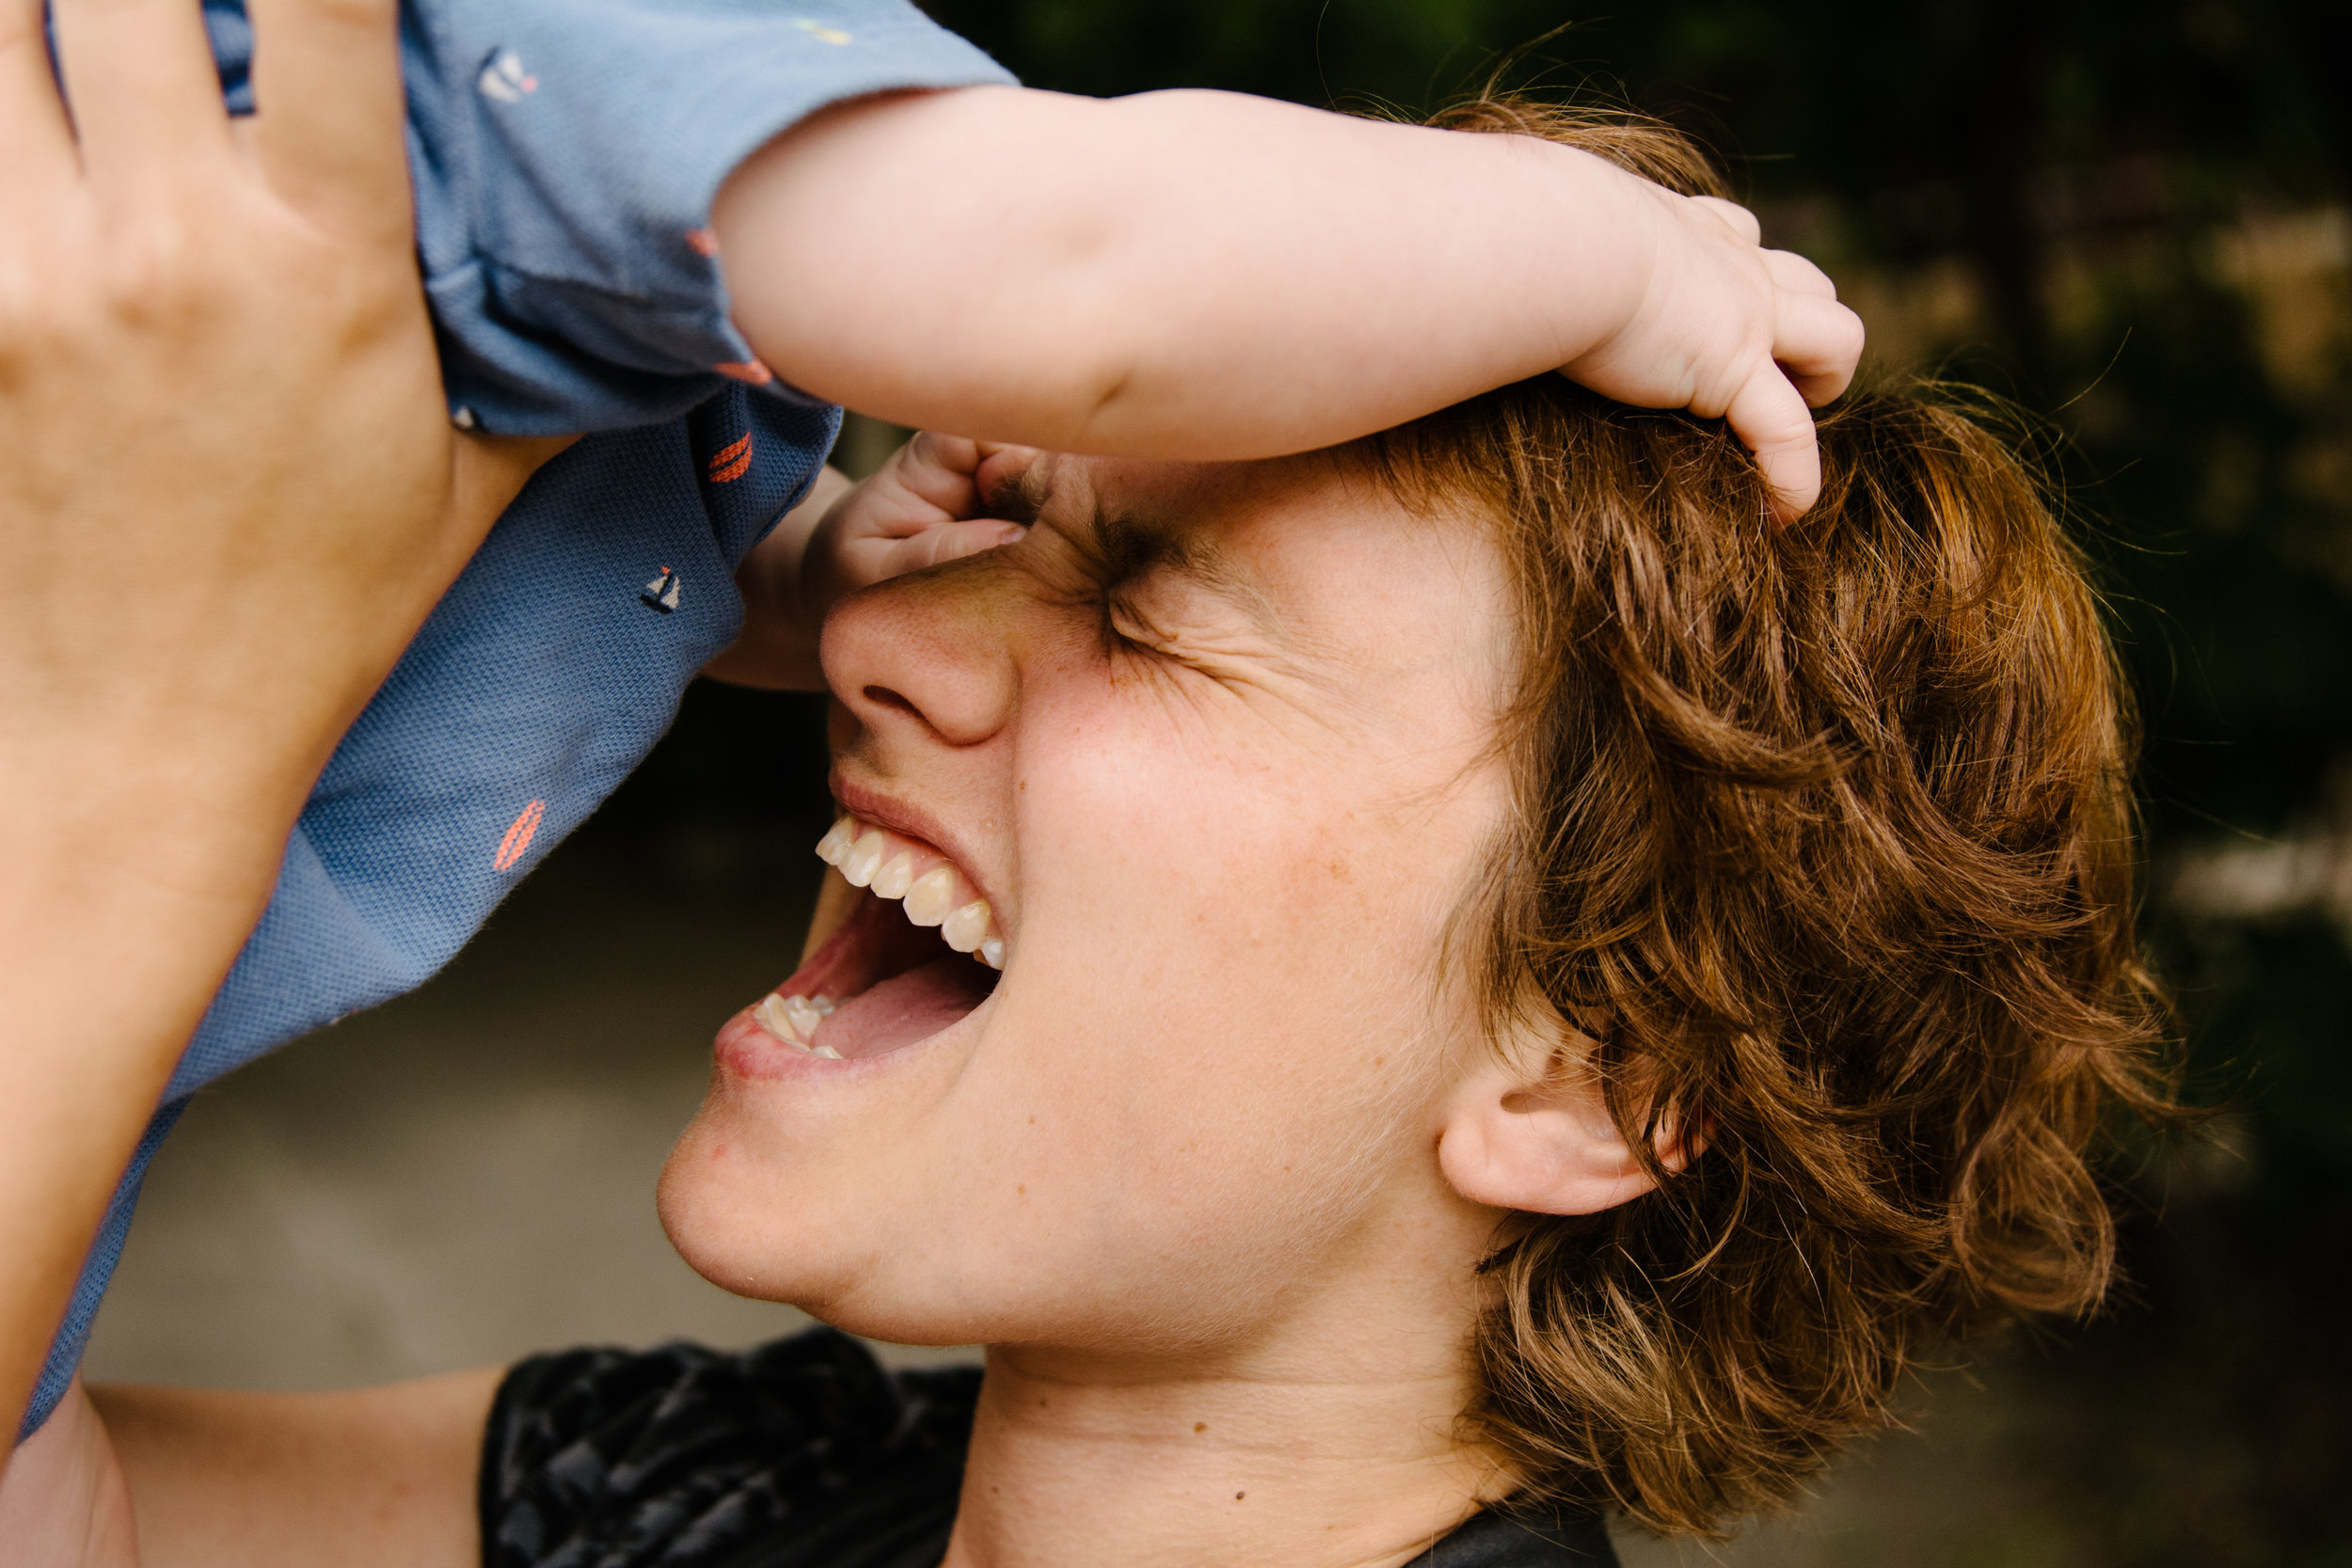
top-left (935, 518), bottom-right (1027, 562)
top-left (1691, 195), bottom-right (1762, 245)
top-left (1764, 247), bottom-right (1840, 301)
top-left (1773, 289), bottom-right (1867, 407)
top-left (883, 432), bottom-right (1045, 526)
top-left (973, 443), bottom-right (1045, 515)
top-left (882, 431), bottom-right (996, 520)
top-left (876, 519), bottom-right (1027, 579)
top-left (1724, 362), bottom-right (1822, 523)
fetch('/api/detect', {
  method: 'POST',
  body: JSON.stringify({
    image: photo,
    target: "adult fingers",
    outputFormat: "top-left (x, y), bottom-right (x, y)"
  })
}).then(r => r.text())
top-left (1763, 247), bottom-right (1839, 301)
top-left (0, 0), bottom-right (76, 204)
top-left (243, 0), bottom-right (410, 244)
top-left (1772, 291), bottom-right (1867, 407)
top-left (49, 0), bottom-right (230, 198)
top-left (1723, 362), bottom-right (1822, 522)
top-left (1690, 195), bottom-right (1762, 246)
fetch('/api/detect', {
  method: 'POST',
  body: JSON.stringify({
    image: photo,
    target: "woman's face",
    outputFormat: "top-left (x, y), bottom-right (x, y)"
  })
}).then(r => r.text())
top-left (660, 451), bottom-right (1518, 1357)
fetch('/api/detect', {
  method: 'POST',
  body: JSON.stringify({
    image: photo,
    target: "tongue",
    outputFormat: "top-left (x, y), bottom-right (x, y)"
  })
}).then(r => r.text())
top-left (812, 953), bottom-right (996, 1061)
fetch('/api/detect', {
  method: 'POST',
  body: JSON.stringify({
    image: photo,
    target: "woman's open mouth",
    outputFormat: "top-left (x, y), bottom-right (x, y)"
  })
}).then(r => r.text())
top-left (729, 815), bottom-right (1003, 1068)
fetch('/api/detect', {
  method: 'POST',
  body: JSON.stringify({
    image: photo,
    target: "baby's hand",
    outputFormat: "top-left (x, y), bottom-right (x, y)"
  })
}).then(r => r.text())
top-left (802, 433), bottom-right (1034, 619)
top-left (1567, 178), bottom-right (1864, 521)
top-left (709, 434), bottom-right (1032, 690)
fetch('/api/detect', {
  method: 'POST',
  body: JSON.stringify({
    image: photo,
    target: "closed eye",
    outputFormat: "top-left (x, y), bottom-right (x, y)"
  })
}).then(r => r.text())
top-left (1092, 562), bottom-right (1168, 656)
top-left (1087, 518), bottom-right (1188, 658)
top-left (1103, 587), bottom-right (1175, 659)
top-left (1071, 511), bottom-right (1287, 678)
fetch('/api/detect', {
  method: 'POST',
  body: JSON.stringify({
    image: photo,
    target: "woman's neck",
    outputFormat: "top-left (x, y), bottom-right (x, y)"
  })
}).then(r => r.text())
top-left (938, 1290), bottom-right (1500, 1568)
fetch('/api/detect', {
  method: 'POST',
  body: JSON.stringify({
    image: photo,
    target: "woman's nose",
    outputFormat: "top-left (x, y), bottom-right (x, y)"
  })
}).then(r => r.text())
top-left (820, 569), bottom-right (1020, 749)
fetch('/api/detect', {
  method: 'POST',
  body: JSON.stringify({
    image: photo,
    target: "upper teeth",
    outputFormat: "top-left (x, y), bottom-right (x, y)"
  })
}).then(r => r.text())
top-left (903, 867), bottom-right (955, 926)
top-left (816, 814), bottom-right (1003, 969)
top-left (870, 851), bottom-right (916, 899)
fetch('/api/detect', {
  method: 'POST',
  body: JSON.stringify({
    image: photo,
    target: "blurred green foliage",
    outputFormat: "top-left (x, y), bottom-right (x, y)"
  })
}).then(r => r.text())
top-left (616, 4), bottom-right (2350, 1560)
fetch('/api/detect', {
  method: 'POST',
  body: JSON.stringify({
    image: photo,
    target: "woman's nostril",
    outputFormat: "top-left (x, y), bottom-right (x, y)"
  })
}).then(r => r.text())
top-left (836, 602), bottom-right (1016, 744)
top-left (864, 685), bottom-right (922, 717)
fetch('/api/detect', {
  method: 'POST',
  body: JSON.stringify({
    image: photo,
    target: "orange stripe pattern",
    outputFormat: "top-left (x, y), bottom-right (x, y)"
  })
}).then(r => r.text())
top-left (713, 358), bottom-right (774, 387)
top-left (707, 432), bottom-right (754, 483)
top-left (494, 799), bottom-right (547, 872)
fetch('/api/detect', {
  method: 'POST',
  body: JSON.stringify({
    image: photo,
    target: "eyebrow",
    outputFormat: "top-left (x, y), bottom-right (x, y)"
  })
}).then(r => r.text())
top-left (1091, 510), bottom-right (1287, 642)
top-left (1093, 512), bottom-right (1211, 584)
top-left (993, 461), bottom-right (1288, 642)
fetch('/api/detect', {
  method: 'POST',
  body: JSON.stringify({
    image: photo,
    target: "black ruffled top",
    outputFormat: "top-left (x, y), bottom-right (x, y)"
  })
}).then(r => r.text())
top-left (479, 1327), bottom-right (1618, 1568)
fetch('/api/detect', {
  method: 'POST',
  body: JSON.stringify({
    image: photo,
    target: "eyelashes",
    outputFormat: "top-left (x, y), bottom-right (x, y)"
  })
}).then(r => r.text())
top-left (1099, 585), bottom-right (1159, 657)
top-left (1098, 575), bottom-right (1193, 667)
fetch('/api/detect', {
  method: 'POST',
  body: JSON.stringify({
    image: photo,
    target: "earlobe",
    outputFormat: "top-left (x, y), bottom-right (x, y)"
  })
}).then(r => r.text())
top-left (1438, 1049), bottom-right (1689, 1217)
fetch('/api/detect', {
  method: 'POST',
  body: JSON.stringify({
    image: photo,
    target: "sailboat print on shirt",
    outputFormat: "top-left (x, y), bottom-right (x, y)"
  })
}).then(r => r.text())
top-left (641, 565), bottom-right (682, 614)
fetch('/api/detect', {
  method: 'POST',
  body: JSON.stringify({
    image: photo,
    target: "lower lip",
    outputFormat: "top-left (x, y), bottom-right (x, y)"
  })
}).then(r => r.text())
top-left (712, 999), bottom-right (978, 1083)
top-left (715, 1006), bottom-right (852, 1082)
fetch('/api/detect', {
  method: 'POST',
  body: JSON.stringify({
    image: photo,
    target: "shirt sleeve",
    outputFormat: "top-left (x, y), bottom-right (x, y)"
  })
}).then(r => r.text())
top-left (402, 0), bottom-right (1015, 435)
top-left (199, 0), bottom-right (1015, 436)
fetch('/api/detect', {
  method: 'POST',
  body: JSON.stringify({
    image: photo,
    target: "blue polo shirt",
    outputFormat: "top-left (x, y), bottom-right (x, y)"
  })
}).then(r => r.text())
top-left (25, 0), bottom-right (1013, 1434)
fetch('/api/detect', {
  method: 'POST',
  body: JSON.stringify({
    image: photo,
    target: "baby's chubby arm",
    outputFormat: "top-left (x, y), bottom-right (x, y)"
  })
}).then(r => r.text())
top-left (713, 87), bottom-right (1863, 516)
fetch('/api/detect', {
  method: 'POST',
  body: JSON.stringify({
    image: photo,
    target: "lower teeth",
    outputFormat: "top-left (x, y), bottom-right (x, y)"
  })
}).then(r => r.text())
top-left (757, 992), bottom-right (840, 1057)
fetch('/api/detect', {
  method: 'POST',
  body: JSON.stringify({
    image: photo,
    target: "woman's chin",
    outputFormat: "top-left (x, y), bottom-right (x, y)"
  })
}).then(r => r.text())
top-left (654, 1134), bottom-right (996, 1345)
top-left (654, 926), bottom-right (1012, 1327)
top-left (655, 1118), bottom-right (849, 1307)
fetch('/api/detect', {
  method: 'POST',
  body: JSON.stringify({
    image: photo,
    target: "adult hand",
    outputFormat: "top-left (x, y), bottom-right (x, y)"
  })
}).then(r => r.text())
top-left (0, 1382), bottom-right (137, 1568)
top-left (0, 0), bottom-right (556, 1447)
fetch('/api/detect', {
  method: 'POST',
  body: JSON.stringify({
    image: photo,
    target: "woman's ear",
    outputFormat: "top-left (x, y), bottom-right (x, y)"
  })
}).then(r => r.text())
top-left (1437, 1037), bottom-right (1694, 1216)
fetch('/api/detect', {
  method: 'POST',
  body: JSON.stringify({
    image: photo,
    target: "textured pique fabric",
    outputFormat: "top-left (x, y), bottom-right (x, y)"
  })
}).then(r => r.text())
top-left (24, 0), bottom-right (1013, 1434)
top-left (480, 1329), bottom-right (1623, 1568)
top-left (203, 0), bottom-right (1012, 435)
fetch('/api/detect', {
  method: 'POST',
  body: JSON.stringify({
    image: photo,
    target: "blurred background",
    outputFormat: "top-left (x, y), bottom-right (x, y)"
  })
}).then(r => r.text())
top-left (84, 2), bottom-right (2350, 1563)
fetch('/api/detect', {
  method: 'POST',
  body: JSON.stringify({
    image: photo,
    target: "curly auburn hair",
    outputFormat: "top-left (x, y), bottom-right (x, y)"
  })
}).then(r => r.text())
top-left (1359, 99), bottom-right (2188, 1539)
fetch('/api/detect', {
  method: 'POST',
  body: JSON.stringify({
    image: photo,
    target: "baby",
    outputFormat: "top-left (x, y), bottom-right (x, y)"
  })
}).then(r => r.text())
top-left (24, 0), bottom-right (1858, 1431)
